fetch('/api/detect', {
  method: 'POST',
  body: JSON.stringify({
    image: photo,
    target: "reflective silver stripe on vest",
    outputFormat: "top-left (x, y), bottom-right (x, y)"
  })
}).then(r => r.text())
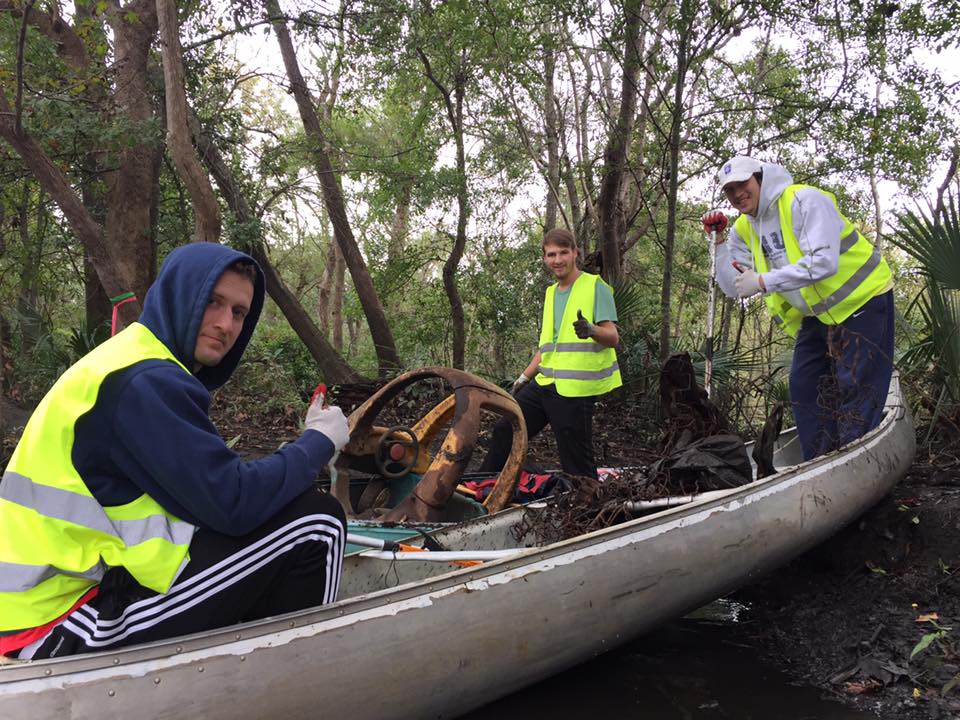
top-left (0, 559), bottom-right (106, 593)
top-left (539, 342), bottom-right (608, 354)
top-left (839, 229), bottom-right (860, 255)
top-left (537, 363), bottom-right (620, 381)
top-left (0, 471), bottom-right (195, 548)
top-left (809, 248), bottom-right (883, 315)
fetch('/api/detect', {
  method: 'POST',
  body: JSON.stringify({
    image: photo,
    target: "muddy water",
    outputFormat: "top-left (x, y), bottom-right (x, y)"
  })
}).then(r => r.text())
top-left (462, 600), bottom-right (872, 719)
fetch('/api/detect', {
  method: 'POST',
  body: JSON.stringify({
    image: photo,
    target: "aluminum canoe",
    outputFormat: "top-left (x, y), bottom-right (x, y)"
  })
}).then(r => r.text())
top-left (0, 373), bottom-right (915, 719)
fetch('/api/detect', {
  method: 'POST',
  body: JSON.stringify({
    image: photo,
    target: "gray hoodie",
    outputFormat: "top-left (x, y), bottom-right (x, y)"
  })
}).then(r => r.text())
top-left (715, 161), bottom-right (846, 315)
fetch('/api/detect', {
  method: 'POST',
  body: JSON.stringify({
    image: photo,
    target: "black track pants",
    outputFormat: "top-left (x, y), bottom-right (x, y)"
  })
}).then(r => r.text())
top-left (19, 487), bottom-right (346, 659)
top-left (479, 380), bottom-right (597, 478)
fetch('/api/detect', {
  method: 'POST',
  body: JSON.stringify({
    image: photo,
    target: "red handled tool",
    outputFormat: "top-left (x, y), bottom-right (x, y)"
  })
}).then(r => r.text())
top-left (311, 383), bottom-right (327, 405)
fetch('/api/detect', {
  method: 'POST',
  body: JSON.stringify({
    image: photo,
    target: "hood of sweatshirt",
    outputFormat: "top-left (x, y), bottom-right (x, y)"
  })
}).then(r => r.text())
top-left (750, 161), bottom-right (794, 228)
top-left (138, 243), bottom-right (265, 391)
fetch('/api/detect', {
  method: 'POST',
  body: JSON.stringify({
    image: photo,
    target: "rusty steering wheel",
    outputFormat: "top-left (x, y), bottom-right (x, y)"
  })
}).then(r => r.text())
top-left (333, 367), bottom-right (527, 522)
top-left (374, 425), bottom-right (420, 479)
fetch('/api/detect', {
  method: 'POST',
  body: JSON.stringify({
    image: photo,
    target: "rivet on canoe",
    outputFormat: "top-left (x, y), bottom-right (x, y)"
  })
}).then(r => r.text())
top-left (235, 633), bottom-right (241, 640)
top-left (176, 646), bottom-right (183, 653)
top-left (113, 658), bottom-right (119, 665)
top-left (198, 666), bottom-right (204, 673)
top-left (44, 669), bottom-right (52, 676)
top-left (338, 610), bottom-right (344, 616)
top-left (289, 620), bottom-right (296, 627)
top-left (154, 678), bottom-right (161, 685)
top-left (240, 656), bottom-right (246, 662)
top-left (108, 690), bottom-right (115, 697)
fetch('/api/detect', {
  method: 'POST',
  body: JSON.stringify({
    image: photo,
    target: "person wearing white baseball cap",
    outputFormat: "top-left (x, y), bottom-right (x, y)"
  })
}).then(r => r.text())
top-left (700, 156), bottom-right (895, 461)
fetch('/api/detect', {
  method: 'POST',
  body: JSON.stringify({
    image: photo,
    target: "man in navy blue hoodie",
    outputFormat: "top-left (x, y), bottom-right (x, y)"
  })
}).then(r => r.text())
top-left (0, 243), bottom-right (349, 659)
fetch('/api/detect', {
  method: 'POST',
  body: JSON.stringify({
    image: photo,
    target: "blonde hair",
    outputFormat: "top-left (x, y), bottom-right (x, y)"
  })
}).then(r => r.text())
top-left (542, 228), bottom-right (576, 250)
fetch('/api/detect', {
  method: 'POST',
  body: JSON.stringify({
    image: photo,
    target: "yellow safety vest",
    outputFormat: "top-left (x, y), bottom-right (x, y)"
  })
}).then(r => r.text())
top-left (535, 272), bottom-right (622, 398)
top-left (735, 184), bottom-right (892, 337)
top-left (0, 323), bottom-right (196, 631)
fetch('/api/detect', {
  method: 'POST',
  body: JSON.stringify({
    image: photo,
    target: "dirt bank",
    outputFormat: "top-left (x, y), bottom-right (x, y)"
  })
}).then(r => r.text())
top-left (736, 447), bottom-right (960, 720)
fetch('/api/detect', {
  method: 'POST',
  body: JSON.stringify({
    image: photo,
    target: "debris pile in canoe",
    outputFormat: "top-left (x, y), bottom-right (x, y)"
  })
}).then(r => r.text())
top-left (512, 433), bottom-right (755, 544)
top-left (513, 352), bottom-right (768, 544)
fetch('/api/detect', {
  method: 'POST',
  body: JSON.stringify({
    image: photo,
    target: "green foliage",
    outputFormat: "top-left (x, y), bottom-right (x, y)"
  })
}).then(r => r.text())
top-left (911, 620), bottom-right (951, 660)
top-left (890, 197), bottom-right (960, 291)
top-left (232, 324), bottom-right (319, 410)
top-left (462, 234), bottom-right (544, 380)
top-left (17, 322), bottom-right (110, 401)
top-left (3, 0), bottom-right (959, 456)
top-left (891, 196), bottom-right (960, 409)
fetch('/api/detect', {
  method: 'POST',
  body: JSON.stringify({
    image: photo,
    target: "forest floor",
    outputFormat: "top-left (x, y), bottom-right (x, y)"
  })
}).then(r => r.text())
top-left (733, 438), bottom-right (960, 720)
top-left (3, 381), bottom-right (958, 719)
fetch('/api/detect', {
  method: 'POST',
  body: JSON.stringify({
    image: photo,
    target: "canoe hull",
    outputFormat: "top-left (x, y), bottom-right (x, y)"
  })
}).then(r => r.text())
top-left (0, 377), bottom-right (915, 719)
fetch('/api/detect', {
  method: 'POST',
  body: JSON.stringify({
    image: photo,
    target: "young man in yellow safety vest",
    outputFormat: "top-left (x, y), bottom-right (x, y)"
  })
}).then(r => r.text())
top-left (0, 243), bottom-right (350, 660)
top-left (479, 228), bottom-right (621, 479)
top-left (702, 156), bottom-right (895, 461)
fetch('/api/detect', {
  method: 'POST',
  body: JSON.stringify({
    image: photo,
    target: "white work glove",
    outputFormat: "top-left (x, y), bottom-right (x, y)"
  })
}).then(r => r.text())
top-left (511, 373), bottom-right (530, 395)
top-left (304, 400), bottom-right (350, 451)
top-left (734, 266), bottom-right (764, 298)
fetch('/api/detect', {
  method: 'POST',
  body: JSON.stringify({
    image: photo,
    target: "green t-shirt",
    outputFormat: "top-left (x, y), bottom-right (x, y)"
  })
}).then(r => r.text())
top-left (552, 280), bottom-right (618, 342)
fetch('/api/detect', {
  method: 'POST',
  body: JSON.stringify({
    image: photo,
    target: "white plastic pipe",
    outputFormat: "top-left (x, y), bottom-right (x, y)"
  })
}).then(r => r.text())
top-left (346, 533), bottom-right (396, 550)
top-left (624, 489), bottom-right (732, 512)
top-left (358, 549), bottom-right (524, 562)
top-left (705, 227), bottom-right (718, 397)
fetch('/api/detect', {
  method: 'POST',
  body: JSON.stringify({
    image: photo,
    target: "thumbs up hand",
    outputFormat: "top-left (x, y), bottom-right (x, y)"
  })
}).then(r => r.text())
top-left (573, 309), bottom-right (596, 339)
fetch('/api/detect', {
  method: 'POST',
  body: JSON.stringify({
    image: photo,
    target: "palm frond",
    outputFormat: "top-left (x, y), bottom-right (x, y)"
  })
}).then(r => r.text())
top-left (682, 343), bottom-right (767, 387)
top-left (890, 194), bottom-right (960, 290)
top-left (927, 284), bottom-right (960, 401)
top-left (610, 277), bottom-right (647, 326)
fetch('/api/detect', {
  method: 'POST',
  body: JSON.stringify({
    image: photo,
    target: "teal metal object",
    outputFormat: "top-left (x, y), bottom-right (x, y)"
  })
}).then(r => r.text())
top-left (344, 472), bottom-right (487, 554)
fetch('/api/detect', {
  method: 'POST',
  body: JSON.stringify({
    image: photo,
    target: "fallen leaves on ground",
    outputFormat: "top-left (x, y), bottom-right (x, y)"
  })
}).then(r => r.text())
top-left (844, 679), bottom-right (883, 694)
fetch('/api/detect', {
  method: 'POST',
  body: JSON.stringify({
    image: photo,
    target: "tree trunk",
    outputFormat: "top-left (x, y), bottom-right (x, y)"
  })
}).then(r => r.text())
top-left (543, 37), bottom-right (560, 231)
top-left (266, 0), bottom-right (400, 375)
top-left (103, 1), bottom-right (163, 311)
top-left (1, 1), bottom-right (161, 328)
top-left (190, 114), bottom-right (363, 383)
top-left (80, 154), bottom-right (112, 332)
top-left (387, 183), bottom-right (411, 264)
top-left (332, 249), bottom-right (345, 353)
top-left (0, 314), bottom-right (11, 394)
top-left (719, 295), bottom-right (735, 349)
top-left (155, 0), bottom-right (220, 243)
top-left (318, 224), bottom-right (336, 335)
top-left (445, 83), bottom-right (468, 371)
top-left (16, 185), bottom-right (42, 348)
top-left (567, 44), bottom-right (598, 250)
top-left (596, 0), bottom-right (642, 283)
top-left (416, 47), bottom-right (468, 369)
top-left (562, 157), bottom-right (583, 240)
top-left (933, 144), bottom-right (959, 221)
top-left (619, 12), bottom-right (665, 257)
top-left (317, 227), bottom-right (346, 354)
top-left (0, 92), bottom-right (141, 325)
top-left (74, 0), bottom-right (112, 333)
top-left (658, 0), bottom-right (694, 362)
